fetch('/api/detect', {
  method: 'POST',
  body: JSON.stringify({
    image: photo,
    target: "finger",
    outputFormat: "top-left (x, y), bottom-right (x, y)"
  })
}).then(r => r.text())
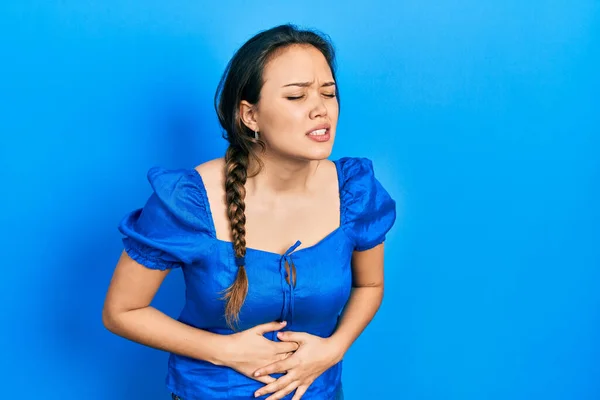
top-left (277, 351), bottom-right (295, 361)
top-left (254, 320), bottom-right (287, 335)
top-left (277, 331), bottom-right (307, 344)
top-left (274, 341), bottom-right (299, 354)
top-left (265, 381), bottom-right (300, 400)
top-left (254, 358), bottom-right (295, 378)
top-left (255, 375), bottom-right (277, 385)
top-left (291, 385), bottom-right (308, 400)
top-left (254, 375), bottom-right (294, 398)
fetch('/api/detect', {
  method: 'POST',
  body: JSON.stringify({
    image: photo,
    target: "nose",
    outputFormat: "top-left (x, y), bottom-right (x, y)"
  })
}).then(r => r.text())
top-left (309, 93), bottom-right (329, 119)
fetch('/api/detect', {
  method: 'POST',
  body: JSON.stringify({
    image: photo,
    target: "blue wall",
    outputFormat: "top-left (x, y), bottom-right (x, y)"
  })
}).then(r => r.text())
top-left (1, 1), bottom-right (598, 399)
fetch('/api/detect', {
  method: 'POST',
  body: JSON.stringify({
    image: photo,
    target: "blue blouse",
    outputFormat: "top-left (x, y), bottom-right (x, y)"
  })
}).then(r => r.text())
top-left (118, 156), bottom-right (397, 400)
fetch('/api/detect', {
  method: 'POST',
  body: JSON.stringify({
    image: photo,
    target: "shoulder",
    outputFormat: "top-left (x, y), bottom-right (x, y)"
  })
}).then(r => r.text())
top-left (335, 156), bottom-right (374, 180)
top-left (334, 156), bottom-right (397, 251)
top-left (117, 160), bottom-right (224, 268)
top-left (193, 157), bottom-right (226, 194)
top-left (146, 157), bottom-right (224, 199)
top-left (334, 155), bottom-right (388, 201)
top-left (334, 156), bottom-right (380, 197)
top-left (141, 158), bottom-right (223, 231)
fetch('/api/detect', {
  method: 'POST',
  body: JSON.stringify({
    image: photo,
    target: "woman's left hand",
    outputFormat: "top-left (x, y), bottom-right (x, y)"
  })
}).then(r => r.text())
top-left (252, 331), bottom-right (342, 400)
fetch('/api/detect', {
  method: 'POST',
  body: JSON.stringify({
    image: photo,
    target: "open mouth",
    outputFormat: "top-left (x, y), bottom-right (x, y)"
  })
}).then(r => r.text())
top-left (306, 128), bottom-right (331, 142)
top-left (307, 128), bottom-right (329, 137)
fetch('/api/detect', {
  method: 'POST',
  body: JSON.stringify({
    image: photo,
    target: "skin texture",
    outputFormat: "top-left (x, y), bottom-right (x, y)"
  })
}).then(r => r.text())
top-left (102, 44), bottom-right (386, 400)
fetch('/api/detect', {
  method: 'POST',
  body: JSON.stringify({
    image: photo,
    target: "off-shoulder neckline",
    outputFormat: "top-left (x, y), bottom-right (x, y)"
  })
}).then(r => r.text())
top-left (184, 158), bottom-right (347, 258)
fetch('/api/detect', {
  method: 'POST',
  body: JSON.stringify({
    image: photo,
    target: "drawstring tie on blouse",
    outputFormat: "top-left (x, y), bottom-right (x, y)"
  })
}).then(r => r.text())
top-left (280, 240), bottom-right (302, 327)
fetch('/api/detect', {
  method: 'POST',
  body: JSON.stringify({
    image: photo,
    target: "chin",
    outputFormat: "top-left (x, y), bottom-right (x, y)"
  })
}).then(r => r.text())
top-left (304, 147), bottom-right (333, 160)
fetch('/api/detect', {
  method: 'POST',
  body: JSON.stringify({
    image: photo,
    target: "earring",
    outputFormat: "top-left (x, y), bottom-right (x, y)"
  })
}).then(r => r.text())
top-left (254, 130), bottom-right (259, 140)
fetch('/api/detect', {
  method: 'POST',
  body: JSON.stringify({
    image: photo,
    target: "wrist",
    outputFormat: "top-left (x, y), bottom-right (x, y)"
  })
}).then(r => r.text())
top-left (206, 332), bottom-right (234, 367)
top-left (325, 336), bottom-right (347, 365)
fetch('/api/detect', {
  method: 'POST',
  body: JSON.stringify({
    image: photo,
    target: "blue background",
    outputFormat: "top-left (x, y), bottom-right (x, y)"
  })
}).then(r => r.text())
top-left (1, 1), bottom-right (598, 399)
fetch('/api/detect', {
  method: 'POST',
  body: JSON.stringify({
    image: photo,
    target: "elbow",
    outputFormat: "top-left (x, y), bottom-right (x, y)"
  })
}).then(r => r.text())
top-left (102, 305), bottom-right (123, 334)
top-left (101, 306), bottom-right (115, 332)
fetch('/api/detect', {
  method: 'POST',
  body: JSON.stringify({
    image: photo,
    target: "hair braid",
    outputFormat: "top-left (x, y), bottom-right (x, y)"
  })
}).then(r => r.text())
top-left (221, 144), bottom-right (250, 330)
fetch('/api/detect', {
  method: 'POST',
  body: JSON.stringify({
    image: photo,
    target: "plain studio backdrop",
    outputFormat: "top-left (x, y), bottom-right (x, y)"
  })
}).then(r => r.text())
top-left (0, 1), bottom-right (598, 399)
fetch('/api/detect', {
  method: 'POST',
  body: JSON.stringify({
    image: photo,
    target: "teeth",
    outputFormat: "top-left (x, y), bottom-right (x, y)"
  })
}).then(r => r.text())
top-left (308, 128), bottom-right (327, 136)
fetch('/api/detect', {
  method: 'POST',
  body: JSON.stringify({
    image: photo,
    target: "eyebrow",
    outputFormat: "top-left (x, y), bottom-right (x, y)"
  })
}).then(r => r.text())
top-left (281, 81), bottom-right (336, 88)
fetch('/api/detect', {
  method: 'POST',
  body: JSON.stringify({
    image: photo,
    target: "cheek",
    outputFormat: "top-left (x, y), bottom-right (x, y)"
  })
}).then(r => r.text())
top-left (266, 102), bottom-right (306, 132)
top-left (329, 107), bottom-right (339, 123)
top-left (328, 98), bottom-right (340, 116)
top-left (284, 102), bottom-right (309, 121)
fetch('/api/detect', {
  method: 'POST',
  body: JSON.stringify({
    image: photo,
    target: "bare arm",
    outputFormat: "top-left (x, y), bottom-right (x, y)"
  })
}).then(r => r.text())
top-left (102, 250), bottom-right (228, 365)
top-left (328, 242), bottom-right (386, 360)
top-left (102, 250), bottom-right (297, 384)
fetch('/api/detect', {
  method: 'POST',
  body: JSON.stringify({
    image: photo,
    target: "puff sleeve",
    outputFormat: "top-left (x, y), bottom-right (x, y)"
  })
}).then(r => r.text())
top-left (117, 166), bottom-right (211, 270)
top-left (340, 157), bottom-right (397, 251)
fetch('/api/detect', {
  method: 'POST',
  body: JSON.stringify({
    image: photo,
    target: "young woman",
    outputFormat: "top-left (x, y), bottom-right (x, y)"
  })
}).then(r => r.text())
top-left (102, 24), bottom-right (397, 400)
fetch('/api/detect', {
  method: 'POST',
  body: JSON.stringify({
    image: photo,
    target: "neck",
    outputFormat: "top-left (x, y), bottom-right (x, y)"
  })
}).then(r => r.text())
top-left (245, 151), bottom-right (322, 198)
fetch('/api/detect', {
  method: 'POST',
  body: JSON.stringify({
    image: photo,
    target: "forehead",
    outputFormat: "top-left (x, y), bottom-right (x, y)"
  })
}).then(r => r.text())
top-left (263, 45), bottom-right (333, 87)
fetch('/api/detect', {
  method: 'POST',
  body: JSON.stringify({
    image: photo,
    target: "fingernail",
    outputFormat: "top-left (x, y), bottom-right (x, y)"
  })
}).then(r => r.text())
top-left (280, 320), bottom-right (286, 324)
top-left (254, 371), bottom-right (260, 377)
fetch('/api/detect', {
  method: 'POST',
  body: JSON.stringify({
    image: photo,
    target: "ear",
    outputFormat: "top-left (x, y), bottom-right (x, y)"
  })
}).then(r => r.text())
top-left (239, 100), bottom-right (259, 132)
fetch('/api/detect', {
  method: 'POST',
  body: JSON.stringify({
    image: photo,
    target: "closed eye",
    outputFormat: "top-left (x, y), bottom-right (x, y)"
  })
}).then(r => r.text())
top-left (287, 94), bottom-right (337, 100)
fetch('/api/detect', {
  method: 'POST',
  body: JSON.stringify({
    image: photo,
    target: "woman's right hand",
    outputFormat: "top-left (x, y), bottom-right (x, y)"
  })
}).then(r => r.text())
top-left (221, 320), bottom-right (299, 384)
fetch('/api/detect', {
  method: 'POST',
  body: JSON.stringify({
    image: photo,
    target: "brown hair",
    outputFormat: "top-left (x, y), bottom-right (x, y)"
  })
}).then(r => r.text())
top-left (213, 23), bottom-right (340, 330)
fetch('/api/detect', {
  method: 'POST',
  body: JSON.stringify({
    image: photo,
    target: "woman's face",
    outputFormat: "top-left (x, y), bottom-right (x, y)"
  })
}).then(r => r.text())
top-left (241, 44), bottom-right (339, 161)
